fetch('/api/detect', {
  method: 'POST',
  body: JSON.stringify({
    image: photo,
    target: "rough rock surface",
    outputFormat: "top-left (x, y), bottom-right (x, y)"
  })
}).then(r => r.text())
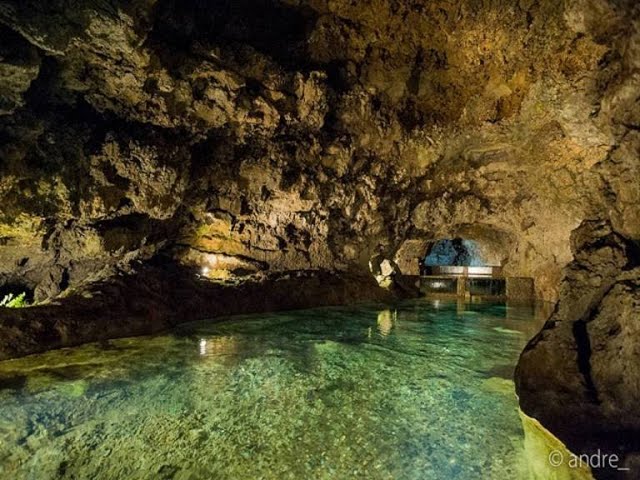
top-left (1, 0), bottom-right (637, 304)
top-left (516, 220), bottom-right (640, 476)
top-left (0, 0), bottom-right (639, 467)
top-left (0, 265), bottom-right (392, 361)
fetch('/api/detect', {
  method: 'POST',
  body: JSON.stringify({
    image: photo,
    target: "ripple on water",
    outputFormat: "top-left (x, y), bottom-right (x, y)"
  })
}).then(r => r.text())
top-left (0, 299), bottom-right (557, 479)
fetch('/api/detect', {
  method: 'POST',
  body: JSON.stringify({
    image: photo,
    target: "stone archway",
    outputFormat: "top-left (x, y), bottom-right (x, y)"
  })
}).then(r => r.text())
top-left (393, 239), bottom-right (431, 276)
top-left (423, 238), bottom-right (487, 267)
top-left (393, 225), bottom-right (513, 277)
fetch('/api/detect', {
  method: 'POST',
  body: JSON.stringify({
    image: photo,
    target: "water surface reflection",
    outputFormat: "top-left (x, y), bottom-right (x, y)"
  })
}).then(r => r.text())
top-left (0, 299), bottom-right (553, 479)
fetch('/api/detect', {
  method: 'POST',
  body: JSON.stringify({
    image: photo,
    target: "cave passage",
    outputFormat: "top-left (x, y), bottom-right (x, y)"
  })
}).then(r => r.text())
top-left (423, 239), bottom-right (486, 267)
top-left (418, 238), bottom-right (526, 300)
top-left (0, 0), bottom-right (638, 477)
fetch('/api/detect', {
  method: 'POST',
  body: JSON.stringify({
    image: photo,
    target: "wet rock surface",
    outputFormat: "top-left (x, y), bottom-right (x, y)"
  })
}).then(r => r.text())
top-left (0, 264), bottom-right (391, 361)
top-left (0, 0), bottom-right (639, 467)
top-left (516, 220), bottom-right (640, 477)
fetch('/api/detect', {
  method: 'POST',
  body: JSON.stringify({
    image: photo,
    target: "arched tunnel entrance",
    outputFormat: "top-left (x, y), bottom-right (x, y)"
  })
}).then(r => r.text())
top-left (423, 238), bottom-right (486, 269)
top-left (419, 238), bottom-right (505, 297)
top-left (391, 236), bottom-right (534, 301)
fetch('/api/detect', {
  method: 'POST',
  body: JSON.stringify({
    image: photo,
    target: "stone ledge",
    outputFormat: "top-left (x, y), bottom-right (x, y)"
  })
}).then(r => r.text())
top-left (0, 263), bottom-right (394, 361)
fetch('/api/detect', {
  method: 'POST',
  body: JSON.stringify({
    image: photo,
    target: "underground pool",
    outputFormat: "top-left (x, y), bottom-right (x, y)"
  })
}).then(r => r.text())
top-left (0, 299), bottom-right (566, 479)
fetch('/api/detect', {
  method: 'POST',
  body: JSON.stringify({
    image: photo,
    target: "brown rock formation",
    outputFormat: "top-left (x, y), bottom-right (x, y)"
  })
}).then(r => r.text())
top-left (516, 220), bottom-right (640, 475)
top-left (0, 266), bottom-right (391, 361)
top-left (0, 1), bottom-right (639, 470)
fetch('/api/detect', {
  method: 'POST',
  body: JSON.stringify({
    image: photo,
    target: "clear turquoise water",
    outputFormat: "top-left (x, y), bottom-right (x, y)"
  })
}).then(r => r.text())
top-left (0, 299), bottom-right (548, 479)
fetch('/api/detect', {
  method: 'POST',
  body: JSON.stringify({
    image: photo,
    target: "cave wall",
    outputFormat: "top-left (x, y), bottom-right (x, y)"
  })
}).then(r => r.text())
top-left (0, 1), bottom-right (637, 300)
top-left (1, 0), bottom-right (637, 306)
top-left (515, 220), bottom-right (640, 470)
top-left (1, 0), bottom-right (639, 463)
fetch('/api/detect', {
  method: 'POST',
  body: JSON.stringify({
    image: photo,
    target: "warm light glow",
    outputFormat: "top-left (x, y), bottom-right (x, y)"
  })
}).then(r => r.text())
top-left (198, 336), bottom-right (239, 356)
top-left (377, 310), bottom-right (394, 337)
top-left (201, 266), bottom-right (210, 276)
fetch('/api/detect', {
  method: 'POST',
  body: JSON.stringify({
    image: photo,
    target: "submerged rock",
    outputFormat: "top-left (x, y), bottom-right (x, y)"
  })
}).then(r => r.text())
top-left (0, 1), bottom-right (638, 469)
top-left (0, 266), bottom-right (392, 360)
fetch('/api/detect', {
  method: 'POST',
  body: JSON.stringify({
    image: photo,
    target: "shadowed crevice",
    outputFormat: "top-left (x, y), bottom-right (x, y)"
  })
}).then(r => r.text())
top-left (572, 318), bottom-right (600, 404)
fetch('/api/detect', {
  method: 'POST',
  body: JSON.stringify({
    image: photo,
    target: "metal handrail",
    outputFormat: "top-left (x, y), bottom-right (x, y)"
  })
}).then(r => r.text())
top-left (420, 265), bottom-right (503, 278)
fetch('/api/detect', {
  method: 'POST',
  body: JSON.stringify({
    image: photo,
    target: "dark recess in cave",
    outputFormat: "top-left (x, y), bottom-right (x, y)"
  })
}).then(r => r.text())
top-left (150, 0), bottom-right (318, 68)
top-left (0, 281), bottom-right (35, 304)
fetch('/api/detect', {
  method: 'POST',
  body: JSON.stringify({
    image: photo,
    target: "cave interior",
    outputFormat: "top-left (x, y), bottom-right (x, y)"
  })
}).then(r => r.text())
top-left (0, 0), bottom-right (639, 478)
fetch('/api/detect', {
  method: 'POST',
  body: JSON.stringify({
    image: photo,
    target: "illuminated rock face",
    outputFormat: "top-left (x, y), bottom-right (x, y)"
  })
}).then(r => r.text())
top-left (1, 0), bottom-right (637, 303)
top-left (0, 0), bottom-right (635, 297)
top-left (0, 0), bottom-right (638, 457)
top-left (424, 239), bottom-right (486, 267)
